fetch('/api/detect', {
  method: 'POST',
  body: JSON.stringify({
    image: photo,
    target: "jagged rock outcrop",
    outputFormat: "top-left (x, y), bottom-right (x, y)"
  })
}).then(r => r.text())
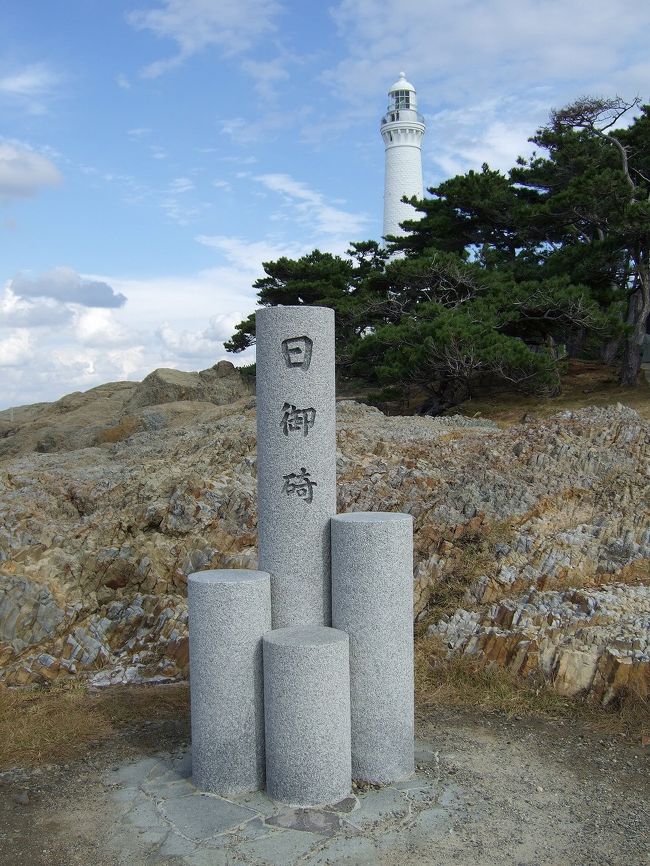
top-left (429, 584), bottom-right (650, 704)
top-left (0, 381), bottom-right (138, 458)
top-left (0, 361), bottom-right (253, 459)
top-left (0, 581), bottom-right (189, 687)
top-left (0, 575), bottom-right (65, 654)
top-left (0, 389), bottom-right (648, 703)
top-left (124, 361), bottom-right (253, 410)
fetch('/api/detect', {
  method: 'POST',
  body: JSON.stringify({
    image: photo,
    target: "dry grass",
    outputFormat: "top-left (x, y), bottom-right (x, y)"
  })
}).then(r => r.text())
top-left (0, 681), bottom-right (189, 770)
top-left (537, 560), bottom-right (650, 594)
top-left (453, 360), bottom-right (650, 425)
top-left (415, 634), bottom-right (650, 742)
top-left (2, 658), bottom-right (647, 771)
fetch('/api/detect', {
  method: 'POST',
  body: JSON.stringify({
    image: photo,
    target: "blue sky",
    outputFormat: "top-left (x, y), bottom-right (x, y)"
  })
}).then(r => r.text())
top-left (1, 0), bottom-right (649, 409)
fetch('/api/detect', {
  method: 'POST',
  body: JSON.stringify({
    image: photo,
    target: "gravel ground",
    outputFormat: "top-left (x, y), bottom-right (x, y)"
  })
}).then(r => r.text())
top-left (0, 706), bottom-right (647, 866)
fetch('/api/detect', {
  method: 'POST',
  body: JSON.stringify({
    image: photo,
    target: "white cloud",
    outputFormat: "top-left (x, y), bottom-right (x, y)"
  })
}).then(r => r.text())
top-left (329, 0), bottom-right (649, 99)
top-left (0, 226), bottom-right (359, 409)
top-left (10, 267), bottom-right (127, 308)
top-left (0, 286), bottom-right (72, 327)
top-left (203, 312), bottom-right (245, 341)
top-left (0, 243), bottom-right (283, 408)
top-left (425, 97), bottom-right (544, 177)
top-left (116, 73), bottom-right (131, 90)
top-left (0, 140), bottom-right (61, 201)
top-left (219, 155), bottom-right (258, 165)
top-left (219, 105), bottom-right (314, 145)
top-left (160, 198), bottom-right (207, 225)
top-left (128, 0), bottom-right (283, 77)
top-left (0, 63), bottom-right (58, 97)
top-left (255, 173), bottom-right (370, 243)
top-left (242, 56), bottom-right (290, 102)
top-left (106, 346), bottom-right (147, 379)
top-left (169, 176), bottom-right (194, 193)
top-left (103, 233), bottom-right (311, 331)
top-left (157, 312), bottom-right (243, 359)
top-left (158, 177), bottom-right (204, 224)
top-left (0, 329), bottom-right (32, 367)
top-left (0, 63), bottom-right (60, 113)
top-left (73, 308), bottom-right (131, 346)
top-left (196, 234), bottom-right (305, 269)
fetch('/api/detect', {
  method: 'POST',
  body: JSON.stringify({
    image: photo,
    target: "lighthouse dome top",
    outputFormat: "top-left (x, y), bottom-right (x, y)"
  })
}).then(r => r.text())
top-left (384, 72), bottom-right (420, 115)
top-left (388, 72), bottom-right (416, 94)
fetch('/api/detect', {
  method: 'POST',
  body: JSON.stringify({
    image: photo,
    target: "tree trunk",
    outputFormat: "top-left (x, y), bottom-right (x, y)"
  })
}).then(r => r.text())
top-left (619, 282), bottom-right (650, 386)
top-left (418, 379), bottom-right (469, 416)
top-left (620, 340), bottom-right (642, 385)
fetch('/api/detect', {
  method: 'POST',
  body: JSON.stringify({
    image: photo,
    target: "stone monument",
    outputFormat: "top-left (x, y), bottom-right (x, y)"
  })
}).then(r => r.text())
top-left (255, 305), bottom-right (337, 628)
top-left (188, 303), bottom-right (414, 807)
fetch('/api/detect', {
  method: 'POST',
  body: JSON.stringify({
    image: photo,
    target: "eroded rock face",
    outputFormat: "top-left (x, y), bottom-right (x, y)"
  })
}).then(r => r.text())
top-left (0, 362), bottom-right (253, 459)
top-left (0, 381), bottom-right (138, 458)
top-left (0, 582), bottom-right (189, 686)
top-left (0, 576), bottom-right (65, 653)
top-left (429, 585), bottom-right (650, 704)
top-left (125, 362), bottom-right (254, 410)
top-left (0, 392), bottom-right (648, 703)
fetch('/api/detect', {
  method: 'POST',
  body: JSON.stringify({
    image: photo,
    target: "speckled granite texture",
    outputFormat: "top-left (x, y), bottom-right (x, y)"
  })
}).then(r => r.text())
top-left (263, 625), bottom-right (351, 806)
top-left (256, 306), bottom-right (337, 628)
top-left (331, 512), bottom-right (414, 783)
top-left (188, 569), bottom-right (271, 795)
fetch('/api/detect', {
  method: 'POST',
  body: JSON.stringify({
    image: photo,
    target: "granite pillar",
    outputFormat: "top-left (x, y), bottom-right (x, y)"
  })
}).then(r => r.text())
top-left (256, 305), bottom-right (337, 628)
top-left (263, 625), bottom-right (351, 806)
top-left (331, 512), bottom-right (414, 783)
top-left (188, 569), bottom-right (271, 795)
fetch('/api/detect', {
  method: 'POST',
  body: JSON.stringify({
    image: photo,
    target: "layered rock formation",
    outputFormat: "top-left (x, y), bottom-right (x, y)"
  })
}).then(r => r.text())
top-left (0, 383), bottom-right (648, 704)
top-left (0, 361), bottom-right (253, 458)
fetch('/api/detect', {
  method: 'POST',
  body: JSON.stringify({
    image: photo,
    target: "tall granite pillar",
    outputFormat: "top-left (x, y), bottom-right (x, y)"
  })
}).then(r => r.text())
top-left (256, 305), bottom-right (337, 628)
top-left (263, 625), bottom-right (351, 806)
top-left (188, 569), bottom-right (271, 795)
top-left (331, 512), bottom-right (414, 783)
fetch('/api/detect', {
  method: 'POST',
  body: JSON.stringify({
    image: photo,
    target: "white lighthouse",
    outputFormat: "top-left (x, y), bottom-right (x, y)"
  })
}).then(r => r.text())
top-left (380, 72), bottom-right (426, 240)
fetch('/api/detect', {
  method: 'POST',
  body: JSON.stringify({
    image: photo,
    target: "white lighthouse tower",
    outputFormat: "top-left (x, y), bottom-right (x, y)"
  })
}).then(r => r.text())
top-left (380, 72), bottom-right (426, 239)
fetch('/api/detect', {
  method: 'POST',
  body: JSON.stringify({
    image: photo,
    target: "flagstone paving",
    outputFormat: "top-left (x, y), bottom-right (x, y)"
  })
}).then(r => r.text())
top-left (103, 739), bottom-right (458, 865)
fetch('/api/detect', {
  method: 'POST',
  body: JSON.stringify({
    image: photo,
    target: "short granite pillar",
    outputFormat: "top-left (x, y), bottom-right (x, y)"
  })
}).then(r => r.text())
top-left (263, 625), bottom-right (351, 806)
top-left (188, 569), bottom-right (271, 795)
top-left (331, 512), bottom-right (414, 783)
top-left (256, 305), bottom-right (337, 628)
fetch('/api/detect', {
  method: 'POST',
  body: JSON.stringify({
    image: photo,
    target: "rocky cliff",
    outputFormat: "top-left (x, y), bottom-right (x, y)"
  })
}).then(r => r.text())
top-left (0, 376), bottom-right (648, 704)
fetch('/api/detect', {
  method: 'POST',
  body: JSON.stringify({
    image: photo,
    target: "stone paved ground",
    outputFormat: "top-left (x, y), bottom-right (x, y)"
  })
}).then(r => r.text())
top-left (101, 738), bottom-right (456, 866)
top-left (1, 707), bottom-right (648, 866)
